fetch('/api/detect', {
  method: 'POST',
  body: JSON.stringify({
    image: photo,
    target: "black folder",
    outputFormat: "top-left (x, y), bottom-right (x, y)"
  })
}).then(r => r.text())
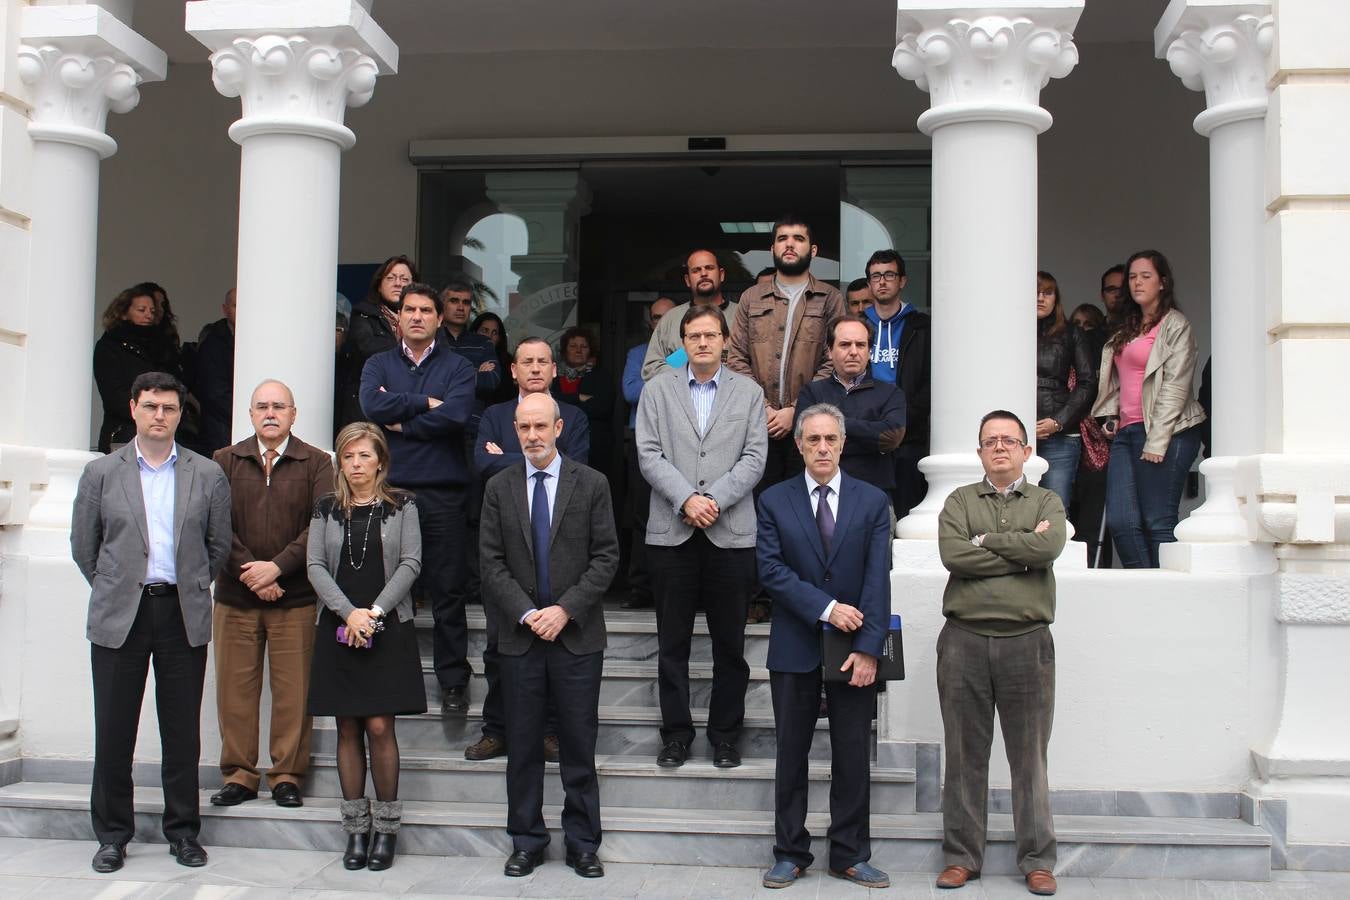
top-left (821, 614), bottom-right (905, 682)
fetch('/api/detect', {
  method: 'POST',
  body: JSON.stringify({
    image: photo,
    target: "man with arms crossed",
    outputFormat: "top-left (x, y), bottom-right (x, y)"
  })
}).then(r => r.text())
top-left (756, 403), bottom-right (892, 890)
top-left (72, 371), bottom-right (232, 873)
top-left (637, 306), bottom-right (766, 768)
top-left (479, 393), bottom-right (619, 879)
top-left (935, 410), bottom-right (1066, 896)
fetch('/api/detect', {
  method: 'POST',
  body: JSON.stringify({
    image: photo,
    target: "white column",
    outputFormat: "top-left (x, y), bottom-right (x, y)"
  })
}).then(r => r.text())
top-left (1158, 2), bottom-right (1274, 558)
top-left (16, 4), bottom-right (165, 453)
top-left (890, 3), bottom-right (1082, 539)
top-left (187, 1), bottom-right (397, 446)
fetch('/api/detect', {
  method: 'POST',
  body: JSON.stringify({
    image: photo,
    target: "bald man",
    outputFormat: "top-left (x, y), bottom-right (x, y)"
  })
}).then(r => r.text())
top-left (210, 379), bottom-right (334, 809)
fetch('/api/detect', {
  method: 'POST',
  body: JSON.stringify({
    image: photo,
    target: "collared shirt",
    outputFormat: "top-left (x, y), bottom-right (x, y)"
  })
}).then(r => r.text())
top-left (257, 435), bottom-right (290, 486)
top-left (402, 338), bottom-right (435, 367)
top-left (972, 474), bottom-right (1027, 546)
top-left (805, 468), bottom-right (844, 622)
top-left (521, 451), bottom-right (565, 623)
top-left (833, 368), bottom-right (867, 392)
top-left (687, 364), bottom-right (722, 435)
top-left (135, 438), bottom-right (179, 584)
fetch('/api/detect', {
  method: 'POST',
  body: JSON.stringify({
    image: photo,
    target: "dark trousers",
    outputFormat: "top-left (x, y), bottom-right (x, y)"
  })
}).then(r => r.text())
top-left (623, 431), bottom-right (653, 604)
top-left (414, 485), bottom-right (471, 691)
top-left (936, 622), bottom-right (1056, 875)
top-left (480, 612), bottom-right (558, 741)
top-left (770, 668), bottom-right (877, 872)
top-left (649, 531), bottom-right (752, 747)
top-left (90, 591), bottom-right (208, 845)
top-left (891, 441), bottom-right (928, 520)
top-left (1070, 463), bottom-right (1113, 568)
top-left (501, 639), bottom-right (604, 854)
top-left (1105, 423), bottom-right (1201, 568)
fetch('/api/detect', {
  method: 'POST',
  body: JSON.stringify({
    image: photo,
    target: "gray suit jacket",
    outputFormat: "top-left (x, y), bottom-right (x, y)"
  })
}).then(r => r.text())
top-left (636, 366), bottom-right (767, 548)
top-left (479, 456), bottom-right (619, 656)
top-left (71, 442), bottom-right (232, 649)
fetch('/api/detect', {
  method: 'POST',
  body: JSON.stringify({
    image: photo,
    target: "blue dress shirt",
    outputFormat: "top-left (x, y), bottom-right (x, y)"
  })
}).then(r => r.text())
top-left (136, 439), bottom-right (178, 584)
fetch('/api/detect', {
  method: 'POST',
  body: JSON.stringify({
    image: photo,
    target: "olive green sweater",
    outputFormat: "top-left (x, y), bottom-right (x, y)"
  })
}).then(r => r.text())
top-left (937, 479), bottom-right (1067, 636)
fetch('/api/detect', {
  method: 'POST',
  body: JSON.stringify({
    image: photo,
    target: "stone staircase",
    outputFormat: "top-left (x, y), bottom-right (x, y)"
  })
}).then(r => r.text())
top-left (0, 604), bottom-right (1278, 880)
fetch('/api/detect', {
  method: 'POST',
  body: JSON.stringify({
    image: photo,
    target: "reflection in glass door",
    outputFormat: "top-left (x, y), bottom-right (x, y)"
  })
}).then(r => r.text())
top-left (840, 166), bottom-right (932, 309)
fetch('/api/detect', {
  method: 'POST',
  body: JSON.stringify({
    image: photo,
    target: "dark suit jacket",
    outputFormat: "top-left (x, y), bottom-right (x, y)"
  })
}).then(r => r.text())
top-left (479, 456), bottom-right (619, 656)
top-left (71, 442), bottom-right (233, 648)
top-left (756, 472), bottom-right (892, 673)
top-left (474, 396), bottom-right (590, 481)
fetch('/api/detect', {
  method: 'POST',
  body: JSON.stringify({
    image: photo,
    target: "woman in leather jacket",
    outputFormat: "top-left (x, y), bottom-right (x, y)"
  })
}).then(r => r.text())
top-left (93, 287), bottom-right (183, 452)
top-left (1035, 271), bottom-right (1097, 507)
top-left (1092, 250), bottom-right (1207, 568)
top-left (337, 255), bottom-right (418, 430)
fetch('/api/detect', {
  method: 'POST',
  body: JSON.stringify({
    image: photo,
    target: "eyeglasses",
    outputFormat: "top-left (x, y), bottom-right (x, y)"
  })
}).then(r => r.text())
top-left (980, 436), bottom-right (1025, 449)
top-left (382, 273), bottom-right (412, 285)
top-left (868, 272), bottom-right (900, 283)
top-left (684, 331), bottom-right (723, 343)
top-left (138, 402), bottom-right (180, 416)
top-left (252, 402), bottom-right (292, 412)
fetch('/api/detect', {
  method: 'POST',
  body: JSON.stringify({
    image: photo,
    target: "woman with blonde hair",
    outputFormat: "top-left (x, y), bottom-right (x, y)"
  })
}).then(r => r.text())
top-left (307, 422), bottom-right (424, 871)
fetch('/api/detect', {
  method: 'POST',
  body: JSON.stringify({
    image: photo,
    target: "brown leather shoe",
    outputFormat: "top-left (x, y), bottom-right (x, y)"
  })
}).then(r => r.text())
top-left (936, 865), bottom-right (979, 888)
top-left (1025, 870), bottom-right (1057, 895)
top-left (464, 734), bottom-right (506, 761)
top-left (543, 734), bottom-right (560, 763)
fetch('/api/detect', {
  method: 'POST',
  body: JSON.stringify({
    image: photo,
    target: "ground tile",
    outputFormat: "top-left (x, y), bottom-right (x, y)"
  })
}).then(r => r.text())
top-left (296, 853), bottom-right (451, 894)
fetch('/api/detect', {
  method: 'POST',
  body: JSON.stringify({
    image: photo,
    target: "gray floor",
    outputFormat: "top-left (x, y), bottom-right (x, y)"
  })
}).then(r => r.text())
top-left (1, 837), bottom-right (1348, 899)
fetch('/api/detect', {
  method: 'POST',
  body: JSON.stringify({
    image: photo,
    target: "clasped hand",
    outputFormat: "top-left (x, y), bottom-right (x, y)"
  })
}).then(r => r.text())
top-left (344, 608), bottom-right (377, 648)
top-left (525, 606), bottom-right (570, 642)
top-left (681, 494), bottom-right (719, 528)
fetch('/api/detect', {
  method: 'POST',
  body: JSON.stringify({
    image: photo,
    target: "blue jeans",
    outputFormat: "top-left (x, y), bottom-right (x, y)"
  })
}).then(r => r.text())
top-left (1105, 423), bottom-right (1201, 568)
top-left (1038, 434), bottom-right (1080, 510)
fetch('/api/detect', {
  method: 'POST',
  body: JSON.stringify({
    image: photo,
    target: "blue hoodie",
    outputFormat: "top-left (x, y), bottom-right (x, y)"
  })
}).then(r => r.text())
top-left (864, 302), bottom-right (917, 384)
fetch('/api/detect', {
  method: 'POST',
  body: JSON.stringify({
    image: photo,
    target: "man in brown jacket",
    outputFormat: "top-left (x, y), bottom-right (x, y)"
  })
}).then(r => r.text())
top-left (728, 214), bottom-right (844, 490)
top-left (209, 379), bottom-right (334, 808)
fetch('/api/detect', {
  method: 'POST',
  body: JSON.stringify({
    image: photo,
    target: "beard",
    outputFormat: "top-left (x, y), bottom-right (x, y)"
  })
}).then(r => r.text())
top-left (773, 250), bottom-right (811, 278)
top-left (692, 279), bottom-right (719, 299)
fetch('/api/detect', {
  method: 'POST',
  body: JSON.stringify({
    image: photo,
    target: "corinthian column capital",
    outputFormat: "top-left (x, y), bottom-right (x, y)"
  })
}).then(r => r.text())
top-left (892, 3), bottom-right (1083, 134)
top-left (1156, 0), bottom-right (1274, 136)
top-left (17, 4), bottom-right (167, 158)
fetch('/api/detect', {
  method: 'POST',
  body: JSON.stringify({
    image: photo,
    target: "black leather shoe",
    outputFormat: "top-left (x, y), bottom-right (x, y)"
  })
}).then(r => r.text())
top-left (367, 832), bottom-right (397, 871)
top-left (271, 782), bottom-right (303, 807)
top-left (209, 783), bottom-right (257, 806)
top-left (712, 741), bottom-right (742, 768)
top-left (442, 686), bottom-right (469, 717)
top-left (656, 740), bottom-right (689, 768)
top-left (566, 850), bottom-right (605, 878)
top-left (342, 833), bottom-right (369, 870)
top-left (91, 842), bottom-right (126, 873)
top-left (504, 848), bottom-right (545, 877)
top-left (168, 837), bottom-right (208, 867)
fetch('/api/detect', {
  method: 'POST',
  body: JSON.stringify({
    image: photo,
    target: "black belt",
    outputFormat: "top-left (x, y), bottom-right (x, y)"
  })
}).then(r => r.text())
top-left (143, 583), bottom-right (178, 596)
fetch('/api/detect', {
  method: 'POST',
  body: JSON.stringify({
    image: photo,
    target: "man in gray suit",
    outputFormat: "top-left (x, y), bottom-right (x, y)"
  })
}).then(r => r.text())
top-left (479, 392), bottom-right (620, 879)
top-left (638, 306), bottom-right (767, 769)
top-left (71, 371), bottom-right (232, 874)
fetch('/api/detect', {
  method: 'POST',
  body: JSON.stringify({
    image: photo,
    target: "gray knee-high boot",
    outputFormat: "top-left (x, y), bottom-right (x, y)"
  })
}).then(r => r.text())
top-left (340, 799), bottom-right (371, 870)
top-left (368, 800), bottom-right (402, 871)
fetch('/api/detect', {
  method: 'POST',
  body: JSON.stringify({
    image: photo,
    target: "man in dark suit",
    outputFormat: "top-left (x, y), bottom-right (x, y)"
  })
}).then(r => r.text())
top-left (71, 371), bottom-right (232, 874)
top-left (755, 402), bottom-right (892, 890)
top-left (479, 392), bottom-right (619, 879)
top-left (465, 336), bottom-right (589, 762)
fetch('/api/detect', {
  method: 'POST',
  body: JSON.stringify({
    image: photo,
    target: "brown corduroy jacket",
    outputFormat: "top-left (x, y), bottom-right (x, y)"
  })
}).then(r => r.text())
top-left (213, 434), bottom-right (335, 610)
top-left (727, 275), bottom-right (843, 410)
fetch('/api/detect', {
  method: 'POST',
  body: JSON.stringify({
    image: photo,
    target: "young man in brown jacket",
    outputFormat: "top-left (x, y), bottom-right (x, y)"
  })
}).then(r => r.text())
top-left (210, 379), bottom-right (334, 809)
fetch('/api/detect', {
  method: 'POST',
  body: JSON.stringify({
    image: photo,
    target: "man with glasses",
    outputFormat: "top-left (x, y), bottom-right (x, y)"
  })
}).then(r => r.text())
top-left (72, 372), bottom-right (232, 873)
top-left (1100, 264), bottom-right (1127, 324)
top-left (862, 249), bottom-right (931, 520)
top-left (638, 306), bottom-right (766, 769)
top-left (934, 410), bottom-right (1066, 896)
top-left (209, 380), bottom-right (334, 811)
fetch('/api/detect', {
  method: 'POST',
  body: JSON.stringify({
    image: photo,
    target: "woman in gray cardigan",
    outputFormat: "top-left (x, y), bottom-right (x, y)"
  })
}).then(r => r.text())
top-left (307, 422), bottom-right (423, 872)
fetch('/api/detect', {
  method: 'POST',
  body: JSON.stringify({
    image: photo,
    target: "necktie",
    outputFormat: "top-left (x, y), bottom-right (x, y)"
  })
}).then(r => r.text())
top-left (264, 449), bottom-right (278, 484)
top-left (815, 484), bottom-right (834, 556)
top-left (531, 471), bottom-right (552, 606)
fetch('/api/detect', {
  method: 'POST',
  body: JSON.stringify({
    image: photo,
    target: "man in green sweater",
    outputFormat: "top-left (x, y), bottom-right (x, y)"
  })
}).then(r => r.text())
top-left (934, 410), bottom-right (1066, 897)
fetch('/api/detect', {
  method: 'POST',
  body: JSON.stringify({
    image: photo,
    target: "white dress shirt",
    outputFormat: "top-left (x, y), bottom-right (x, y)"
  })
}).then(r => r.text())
top-left (135, 439), bottom-right (179, 585)
top-left (805, 469), bottom-right (843, 622)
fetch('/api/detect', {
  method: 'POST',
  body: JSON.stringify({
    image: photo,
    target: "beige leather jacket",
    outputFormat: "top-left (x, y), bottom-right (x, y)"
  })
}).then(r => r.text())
top-left (1091, 308), bottom-right (1207, 457)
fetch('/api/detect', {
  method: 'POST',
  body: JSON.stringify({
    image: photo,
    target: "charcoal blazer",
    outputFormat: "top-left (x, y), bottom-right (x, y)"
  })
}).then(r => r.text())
top-left (479, 455), bottom-right (619, 656)
top-left (636, 366), bottom-right (767, 549)
top-left (71, 442), bottom-right (233, 648)
top-left (756, 472), bottom-right (892, 673)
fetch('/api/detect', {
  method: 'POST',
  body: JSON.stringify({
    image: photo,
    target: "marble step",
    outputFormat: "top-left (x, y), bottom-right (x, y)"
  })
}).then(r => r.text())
top-left (425, 609), bottom-right (773, 667)
top-left (425, 658), bottom-right (775, 712)
top-left (301, 752), bottom-right (916, 814)
top-left (311, 706), bottom-right (875, 762)
top-left (0, 782), bottom-right (1273, 881)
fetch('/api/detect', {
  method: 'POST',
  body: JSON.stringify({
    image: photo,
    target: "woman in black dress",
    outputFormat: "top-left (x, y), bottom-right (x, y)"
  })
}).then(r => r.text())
top-left (307, 422), bottom-right (424, 871)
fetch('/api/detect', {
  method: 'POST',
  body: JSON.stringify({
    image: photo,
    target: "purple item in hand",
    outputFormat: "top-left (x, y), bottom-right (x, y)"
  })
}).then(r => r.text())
top-left (336, 625), bottom-right (374, 649)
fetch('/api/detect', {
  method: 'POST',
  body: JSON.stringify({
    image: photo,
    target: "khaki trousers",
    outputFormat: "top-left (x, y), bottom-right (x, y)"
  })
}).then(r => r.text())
top-left (213, 602), bottom-right (315, 790)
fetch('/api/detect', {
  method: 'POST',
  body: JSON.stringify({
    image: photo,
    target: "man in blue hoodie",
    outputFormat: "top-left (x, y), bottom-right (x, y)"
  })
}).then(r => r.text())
top-left (360, 283), bottom-right (478, 717)
top-left (862, 250), bottom-right (931, 519)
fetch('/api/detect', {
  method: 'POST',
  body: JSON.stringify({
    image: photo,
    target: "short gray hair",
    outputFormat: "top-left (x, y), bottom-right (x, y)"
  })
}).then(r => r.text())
top-left (793, 403), bottom-right (846, 442)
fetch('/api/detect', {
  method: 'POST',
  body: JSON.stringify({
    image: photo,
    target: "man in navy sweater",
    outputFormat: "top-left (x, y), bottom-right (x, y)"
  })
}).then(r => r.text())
top-left (360, 283), bottom-right (478, 716)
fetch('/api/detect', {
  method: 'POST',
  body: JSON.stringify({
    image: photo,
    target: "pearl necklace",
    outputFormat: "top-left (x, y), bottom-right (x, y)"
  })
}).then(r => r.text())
top-left (346, 497), bottom-right (379, 570)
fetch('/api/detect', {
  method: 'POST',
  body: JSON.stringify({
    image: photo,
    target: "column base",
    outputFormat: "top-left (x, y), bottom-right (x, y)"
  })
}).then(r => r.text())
top-left (1176, 456), bottom-right (1254, 542)
top-left (896, 451), bottom-right (1049, 539)
top-left (1161, 540), bottom-right (1277, 574)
